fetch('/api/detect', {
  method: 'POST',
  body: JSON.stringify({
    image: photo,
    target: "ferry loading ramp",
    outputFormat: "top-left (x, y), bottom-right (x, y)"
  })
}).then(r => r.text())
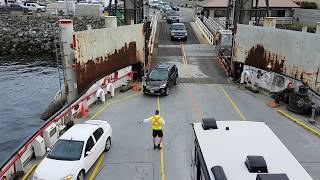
top-left (10, 8), bottom-right (320, 180)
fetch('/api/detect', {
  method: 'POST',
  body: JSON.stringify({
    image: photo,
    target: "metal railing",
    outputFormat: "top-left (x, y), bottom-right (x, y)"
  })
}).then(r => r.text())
top-left (147, 15), bottom-right (157, 71)
top-left (251, 17), bottom-right (293, 25)
top-left (216, 45), bottom-right (231, 77)
top-left (203, 16), bottom-right (224, 35)
top-left (0, 69), bottom-right (134, 179)
top-left (194, 16), bottom-right (214, 45)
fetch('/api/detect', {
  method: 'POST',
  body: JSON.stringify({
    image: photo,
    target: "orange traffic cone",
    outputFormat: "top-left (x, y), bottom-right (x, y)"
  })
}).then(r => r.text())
top-left (267, 100), bottom-right (280, 108)
top-left (81, 103), bottom-right (88, 117)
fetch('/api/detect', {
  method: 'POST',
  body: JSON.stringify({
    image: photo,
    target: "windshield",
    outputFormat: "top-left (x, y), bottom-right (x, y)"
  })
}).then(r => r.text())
top-left (172, 24), bottom-right (185, 30)
top-left (47, 140), bottom-right (84, 161)
top-left (167, 12), bottom-right (177, 16)
top-left (149, 69), bottom-right (169, 81)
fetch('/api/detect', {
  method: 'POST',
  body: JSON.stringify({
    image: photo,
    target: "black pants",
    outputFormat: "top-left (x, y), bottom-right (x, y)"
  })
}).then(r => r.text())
top-left (152, 129), bottom-right (163, 137)
top-left (275, 90), bottom-right (293, 104)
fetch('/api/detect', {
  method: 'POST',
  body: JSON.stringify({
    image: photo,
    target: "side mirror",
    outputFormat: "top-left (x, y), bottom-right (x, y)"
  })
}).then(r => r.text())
top-left (46, 147), bottom-right (51, 152)
top-left (85, 151), bottom-right (92, 156)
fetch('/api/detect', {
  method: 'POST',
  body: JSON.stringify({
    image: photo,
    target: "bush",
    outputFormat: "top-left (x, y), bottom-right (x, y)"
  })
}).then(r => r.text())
top-left (303, 2), bottom-right (318, 9)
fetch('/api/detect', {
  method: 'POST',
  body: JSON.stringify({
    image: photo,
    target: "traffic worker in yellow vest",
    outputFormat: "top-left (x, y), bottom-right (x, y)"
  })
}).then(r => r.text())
top-left (139, 110), bottom-right (165, 150)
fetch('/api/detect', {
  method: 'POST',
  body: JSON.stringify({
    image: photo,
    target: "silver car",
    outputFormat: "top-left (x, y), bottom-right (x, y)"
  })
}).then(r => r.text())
top-left (170, 23), bottom-right (187, 41)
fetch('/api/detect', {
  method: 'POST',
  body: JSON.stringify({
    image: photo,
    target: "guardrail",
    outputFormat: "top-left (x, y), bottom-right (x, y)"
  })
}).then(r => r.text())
top-left (251, 17), bottom-right (293, 25)
top-left (147, 15), bottom-right (157, 71)
top-left (194, 16), bottom-right (214, 45)
top-left (216, 45), bottom-right (231, 77)
top-left (203, 16), bottom-right (224, 35)
top-left (217, 17), bottom-right (226, 28)
top-left (0, 67), bottom-right (134, 180)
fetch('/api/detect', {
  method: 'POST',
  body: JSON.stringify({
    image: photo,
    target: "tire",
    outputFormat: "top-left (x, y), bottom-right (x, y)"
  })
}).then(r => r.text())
top-left (105, 137), bottom-right (111, 152)
top-left (171, 36), bottom-right (174, 41)
top-left (164, 87), bottom-right (170, 96)
top-left (184, 37), bottom-right (188, 41)
top-left (77, 170), bottom-right (85, 180)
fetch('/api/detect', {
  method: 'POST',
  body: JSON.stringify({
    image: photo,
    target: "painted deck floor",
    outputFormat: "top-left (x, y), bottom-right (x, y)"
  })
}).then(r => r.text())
top-left (80, 9), bottom-right (320, 180)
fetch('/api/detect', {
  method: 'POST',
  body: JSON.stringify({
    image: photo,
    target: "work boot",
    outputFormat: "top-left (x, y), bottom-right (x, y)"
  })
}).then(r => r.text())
top-left (157, 144), bottom-right (162, 150)
top-left (154, 144), bottom-right (157, 150)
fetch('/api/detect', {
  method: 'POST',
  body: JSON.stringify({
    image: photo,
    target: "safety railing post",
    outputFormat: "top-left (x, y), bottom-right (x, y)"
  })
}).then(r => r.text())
top-left (309, 105), bottom-right (317, 125)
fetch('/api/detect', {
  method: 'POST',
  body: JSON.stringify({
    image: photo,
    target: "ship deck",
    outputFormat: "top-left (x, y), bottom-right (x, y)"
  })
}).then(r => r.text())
top-left (25, 8), bottom-right (320, 180)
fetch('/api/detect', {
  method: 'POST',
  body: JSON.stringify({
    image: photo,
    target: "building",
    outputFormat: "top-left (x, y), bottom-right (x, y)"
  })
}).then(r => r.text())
top-left (198, 0), bottom-right (299, 18)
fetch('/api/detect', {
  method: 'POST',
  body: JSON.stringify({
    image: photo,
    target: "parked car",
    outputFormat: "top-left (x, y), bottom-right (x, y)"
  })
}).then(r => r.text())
top-left (33, 120), bottom-right (112, 180)
top-left (25, 2), bottom-right (45, 12)
top-left (149, 0), bottom-right (160, 8)
top-left (143, 63), bottom-right (178, 96)
top-left (166, 11), bottom-right (180, 23)
top-left (171, 3), bottom-right (179, 11)
top-left (170, 23), bottom-right (188, 41)
top-left (0, 4), bottom-right (31, 14)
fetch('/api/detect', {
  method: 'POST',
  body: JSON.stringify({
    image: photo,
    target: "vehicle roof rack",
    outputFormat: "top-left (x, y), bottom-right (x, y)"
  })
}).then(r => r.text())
top-left (202, 118), bottom-right (217, 130)
top-left (256, 174), bottom-right (289, 180)
top-left (211, 166), bottom-right (227, 180)
top-left (245, 155), bottom-right (268, 173)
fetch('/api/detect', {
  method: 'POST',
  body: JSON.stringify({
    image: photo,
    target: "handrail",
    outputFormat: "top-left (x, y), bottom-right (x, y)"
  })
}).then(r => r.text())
top-left (0, 70), bottom-right (133, 179)
top-left (194, 16), bottom-right (214, 45)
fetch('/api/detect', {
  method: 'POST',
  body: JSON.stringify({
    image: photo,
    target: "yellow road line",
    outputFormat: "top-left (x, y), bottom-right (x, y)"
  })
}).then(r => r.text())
top-left (219, 85), bottom-right (246, 121)
top-left (157, 96), bottom-right (166, 180)
top-left (90, 93), bottom-right (141, 120)
top-left (89, 153), bottom-right (105, 180)
top-left (22, 164), bottom-right (38, 180)
top-left (180, 43), bottom-right (191, 77)
top-left (277, 110), bottom-right (320, 137)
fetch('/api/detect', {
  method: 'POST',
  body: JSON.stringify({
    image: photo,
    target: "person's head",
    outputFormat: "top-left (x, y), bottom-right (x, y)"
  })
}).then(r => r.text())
top-left (287, 81), bottom-right (294, 89)
top-left (155, 110), bottom-right (159, 115)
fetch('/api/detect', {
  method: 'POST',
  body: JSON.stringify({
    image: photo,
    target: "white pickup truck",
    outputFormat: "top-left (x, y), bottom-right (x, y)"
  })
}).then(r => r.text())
top-left (25, 2), bottom-right (46, 12)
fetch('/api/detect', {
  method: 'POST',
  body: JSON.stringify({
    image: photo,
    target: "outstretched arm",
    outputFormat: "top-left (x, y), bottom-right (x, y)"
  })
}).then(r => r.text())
top-left (161, 117), bottom-right (166, 125)
top-left (138, 117), bottom-right (152, 123)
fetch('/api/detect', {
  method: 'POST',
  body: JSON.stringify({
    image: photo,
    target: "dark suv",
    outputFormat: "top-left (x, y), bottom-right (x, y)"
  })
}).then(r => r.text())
top-left (166, 11), bottom-right (180, 23)
top-left (143, 63), bottom-right (178, 96)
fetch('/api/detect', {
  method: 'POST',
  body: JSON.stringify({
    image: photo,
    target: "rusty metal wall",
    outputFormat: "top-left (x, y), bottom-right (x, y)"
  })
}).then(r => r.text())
top-left (234, 24), bottom-right (320, 93)
top-left (75, 24), bottom-right (145, 93)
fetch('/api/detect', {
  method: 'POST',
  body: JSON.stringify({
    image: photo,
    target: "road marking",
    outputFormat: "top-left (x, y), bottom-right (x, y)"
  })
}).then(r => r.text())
top-left (187, 88), bottom-right (203, 121)
top-left (277, 110), bottom-right (320, 137)
top-left (219, 85), bottom-right (246, 121)
top-left (180, 42), bottom-right (203, 121)
top-left (180, 43), bottom-right (191, 77)
top-left (89, 153), bottom-right (105, 180)
top-left (90, 93), bottom-right (141, 120)
top-left (22, 163), bottom-right (38, 180)
top-left (157, 96), bottom-right (166, 180)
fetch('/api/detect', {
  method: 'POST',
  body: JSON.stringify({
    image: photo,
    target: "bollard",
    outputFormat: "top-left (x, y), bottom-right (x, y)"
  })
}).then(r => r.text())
top-left (309, 105), bottom-right (316, 125)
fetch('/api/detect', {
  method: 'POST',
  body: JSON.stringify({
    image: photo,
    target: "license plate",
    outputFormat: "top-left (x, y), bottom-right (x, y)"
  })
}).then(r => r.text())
top-left (150, 90), bottom-right (154, 93)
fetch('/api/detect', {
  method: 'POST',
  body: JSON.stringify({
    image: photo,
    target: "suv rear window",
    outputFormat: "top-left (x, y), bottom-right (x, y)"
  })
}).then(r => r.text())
top-left (172, 24), bottom-right (185, 30)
